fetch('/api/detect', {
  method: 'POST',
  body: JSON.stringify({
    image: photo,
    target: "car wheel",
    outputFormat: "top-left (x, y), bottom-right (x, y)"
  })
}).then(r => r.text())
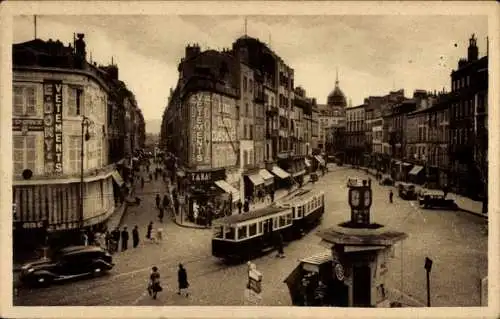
top-left (35, 275), bottom-right (51, 286)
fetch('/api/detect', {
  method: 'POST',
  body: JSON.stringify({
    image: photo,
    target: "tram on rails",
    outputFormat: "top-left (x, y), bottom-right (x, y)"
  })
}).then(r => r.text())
top-left (275, 189), bottom-right (325, 238)
top-left (211, 190), bottom-right (325, 260)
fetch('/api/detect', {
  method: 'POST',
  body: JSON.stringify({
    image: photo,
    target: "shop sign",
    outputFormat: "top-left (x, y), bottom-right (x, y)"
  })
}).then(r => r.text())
top-left (21, 221), bottom-right (44, 229)
top-left (12, 118), bottom-right (44, 132)
top-left (187, 168), bottom-right (225, 184)
top-left (43, 80), bottom-right (63, 175)
top-left (190, 92), bottom-right (210, 165)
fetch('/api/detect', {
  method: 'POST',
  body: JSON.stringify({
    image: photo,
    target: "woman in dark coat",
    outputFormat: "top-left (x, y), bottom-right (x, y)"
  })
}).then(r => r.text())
top-left (132, 225), bottom-right (140, 248)
top-left (148, 266), bottom-right (162, 299)
top-left (177, 263), bottom-right (189, 297)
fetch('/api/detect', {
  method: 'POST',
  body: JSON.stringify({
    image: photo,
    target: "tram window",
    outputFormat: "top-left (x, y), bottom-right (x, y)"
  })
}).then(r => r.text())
top-left (258, 222), bottom-right (262, 233)
top-left (213, 226), bottom-right (223, 239)
top-left (273, 218), bottom-right (278, 228)
top-left (249, 223), bottom-right (257, 236)
top-left (297, 206), bottom-right (302, 218)
top-left (286, 213), bottom-right (293, 224)
top-left (238, 226), bottom-right (248, 239)
top-left (225, 227), bottom-right (235, 240)
top-left (279, 215), bottom-right (286, 227)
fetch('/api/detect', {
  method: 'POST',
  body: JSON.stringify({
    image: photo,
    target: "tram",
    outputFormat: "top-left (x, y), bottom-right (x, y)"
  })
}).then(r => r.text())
top-left (275, 189), bottom-right (325, 238)
top-left (211, 189), bottom-right (325, 260)
top-left (211, 206), bottom-right (294, 260)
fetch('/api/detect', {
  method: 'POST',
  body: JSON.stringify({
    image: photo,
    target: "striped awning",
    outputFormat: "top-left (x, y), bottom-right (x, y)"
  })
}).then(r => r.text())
top-left (259, 169), bottom-right (274, 186)
top-left (214, 180), bottom-right (240, 202)
top-left (299, 252), bottom-right (332, 265)
top-left (271, 166), bottom-right (290, 179)
top-left (247, 173), bottom-right (265, 186)
top-left (314, 155), bottom-right (326, 166)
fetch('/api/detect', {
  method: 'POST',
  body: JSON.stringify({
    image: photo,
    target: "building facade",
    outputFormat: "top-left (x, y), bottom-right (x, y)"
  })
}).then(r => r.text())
top-left (345, 104), bottom-right (365, 166)
top-left (12, 36), bottom-right (144, 247)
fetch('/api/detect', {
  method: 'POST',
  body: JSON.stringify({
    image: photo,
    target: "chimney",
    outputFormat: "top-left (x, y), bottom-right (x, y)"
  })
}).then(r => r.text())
top-left (467, 33), bottom-right (478, 62)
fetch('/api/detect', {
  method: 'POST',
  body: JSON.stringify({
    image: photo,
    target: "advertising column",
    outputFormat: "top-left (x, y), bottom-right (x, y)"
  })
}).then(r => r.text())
top-left (43, 80), bottom-right (63, 175)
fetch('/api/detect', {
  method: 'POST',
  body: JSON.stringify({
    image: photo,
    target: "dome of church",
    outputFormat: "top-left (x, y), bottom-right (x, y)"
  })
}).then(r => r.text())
top-left (327, 70), bottom-right (347, 108)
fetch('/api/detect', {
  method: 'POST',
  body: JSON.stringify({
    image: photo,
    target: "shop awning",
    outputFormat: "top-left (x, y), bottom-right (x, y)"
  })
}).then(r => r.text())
top-left (292, 170), bottom-right (306, 177)
top-left (176, 170), bottom-right (186, 177)
top-left (409, 165), bottom-right (424, 175)
top-left (402, 162), bottom-right (412, 167)
top-left (314, 155), bottom-right (326, 166)
top-left (304, 158), bottom-right (311, 167)
top-left (248, 173), bottom-right (265, 186)
top-left (214, 180), bottom-right (240, 202)
top-left (271, 166), bottom-right (290, 179)
top-left (394, 160), bottom-right (402, 165)
top-left (259, 169), bottom-right (274, 186)
top-left (111, 170), bottom-right (124, 187)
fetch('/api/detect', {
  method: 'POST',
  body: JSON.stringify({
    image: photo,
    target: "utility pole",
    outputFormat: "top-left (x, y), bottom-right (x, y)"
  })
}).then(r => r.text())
top-left (424, 257), bottom-right (433, 307)
top-left (34, 15), bottom-right (37, 39)
top-left (244, 17), bottom-right (248, 37)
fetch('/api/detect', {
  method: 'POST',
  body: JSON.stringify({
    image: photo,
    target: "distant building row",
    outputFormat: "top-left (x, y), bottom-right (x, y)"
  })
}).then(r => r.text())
top-left (12, 34), bottom-right (145, 238)
top-left (340, 35), bottom-right (488, 202)
top-left (160, 36), bottom-right (346, 218)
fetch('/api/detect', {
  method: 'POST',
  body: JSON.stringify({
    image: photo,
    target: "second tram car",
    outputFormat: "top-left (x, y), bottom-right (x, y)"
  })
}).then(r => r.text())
top-left (275, 189), bottom-right (325, 238)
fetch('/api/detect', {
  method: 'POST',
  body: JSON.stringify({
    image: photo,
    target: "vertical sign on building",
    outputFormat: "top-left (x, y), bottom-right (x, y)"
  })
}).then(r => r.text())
top-left (190, 92), bottom-right (210, 166)
top-left (43, 80), bottom-right (63, 174)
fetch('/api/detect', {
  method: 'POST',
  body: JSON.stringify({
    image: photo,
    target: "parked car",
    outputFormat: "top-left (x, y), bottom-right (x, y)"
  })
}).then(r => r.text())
top-left (418, 191), bottom-right (458, 209)
top-left (398, 183), bottom-right (417, 200)
top-left (19, 245), bottom-right (114, 287)
top-left (379, 174), bottom-right (394, 186)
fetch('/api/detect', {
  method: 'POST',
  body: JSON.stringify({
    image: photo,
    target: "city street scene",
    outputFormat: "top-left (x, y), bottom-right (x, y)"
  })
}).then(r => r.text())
top-left (8, 12), bottom-right (491, 312)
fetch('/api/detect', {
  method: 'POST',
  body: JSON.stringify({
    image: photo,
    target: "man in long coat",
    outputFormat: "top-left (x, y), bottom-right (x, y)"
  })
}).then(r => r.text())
top-left (121, 227), bottom-right (129, 251)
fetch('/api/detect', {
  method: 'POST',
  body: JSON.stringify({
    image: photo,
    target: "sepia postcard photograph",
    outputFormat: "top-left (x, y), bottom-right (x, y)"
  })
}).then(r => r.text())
top-left (0, 1), bottom-right (498, 319)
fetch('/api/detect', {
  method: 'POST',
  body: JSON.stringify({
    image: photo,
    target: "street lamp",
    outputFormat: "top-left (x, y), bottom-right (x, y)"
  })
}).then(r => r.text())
top-left (80, 116), bottom-right (94, 229)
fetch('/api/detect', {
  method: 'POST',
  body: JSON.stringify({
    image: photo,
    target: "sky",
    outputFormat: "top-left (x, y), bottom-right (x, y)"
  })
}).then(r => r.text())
top-left (13, 14), bottom-right (488, 133)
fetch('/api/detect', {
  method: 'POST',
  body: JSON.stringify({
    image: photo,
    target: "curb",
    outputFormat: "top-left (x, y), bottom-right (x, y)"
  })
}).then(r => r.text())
top-left (458, 207), bottom-right (488, 219)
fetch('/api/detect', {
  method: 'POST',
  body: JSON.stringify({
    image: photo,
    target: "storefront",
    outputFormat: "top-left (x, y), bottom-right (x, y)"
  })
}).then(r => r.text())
top-left (408, 164), bottom-right (425, 185)
top-left (243, 168), bottom-right (266, 201)
top-left (270, 164), bottom-right (291, 190)
top-left (178, 168), bottom-right (236, 226)
top-left (259, 169), bottom-right (275, 192)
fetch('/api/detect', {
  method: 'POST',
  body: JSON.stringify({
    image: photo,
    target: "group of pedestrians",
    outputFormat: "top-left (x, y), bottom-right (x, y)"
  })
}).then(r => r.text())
top-left (146, 263), bottom-right (190, 300)
top-left (155, 193), bottom-right (172, 223)
top-left (102, 225), bottom-right (141, 253)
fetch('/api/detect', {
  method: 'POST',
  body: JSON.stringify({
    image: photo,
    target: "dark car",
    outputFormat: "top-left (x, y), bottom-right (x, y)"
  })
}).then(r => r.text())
top-left (418, 192), bottom-right (458, 210)
top-left (19, 245), bottom-right (114, 286)
top-left (398, 183), bottom-right (417, 200)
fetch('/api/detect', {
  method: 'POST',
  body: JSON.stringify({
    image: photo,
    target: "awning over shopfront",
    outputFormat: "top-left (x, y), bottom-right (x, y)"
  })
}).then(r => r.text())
top-left (402, 162), bottom-right (412, 167)
top-left (409, 165), bottom-right (424, 175)
top-left (304, 158), bottom-right (311, 167)
top-left (176, 170), bottom-right (186, 177)
top-left (247, 173), bottom-right (265, 186)
top-left (214, 180), bottom-right (240, 202)
top-left (271, 166), bottom-right (291, 179)
top-left (111, 170), bottom-right (125, 187)
top-left (393, 160), bottom-right (402, 165)
top-left (314, 155), bottom-right (326, 166)
top-left (259, 169), bottom-right (274, 186)
top-left (292, 170), bottom-right (306, 178)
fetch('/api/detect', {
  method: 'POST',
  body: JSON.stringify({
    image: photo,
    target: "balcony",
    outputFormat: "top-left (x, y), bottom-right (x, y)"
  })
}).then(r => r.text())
top-left (266, 104), bottom-right (278, 116)
top-left (266, 129), bottom-right (279, 139)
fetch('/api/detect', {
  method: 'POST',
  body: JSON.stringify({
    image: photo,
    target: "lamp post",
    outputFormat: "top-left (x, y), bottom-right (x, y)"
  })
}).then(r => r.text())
top-left (80, 116), bottom-right (93, 229)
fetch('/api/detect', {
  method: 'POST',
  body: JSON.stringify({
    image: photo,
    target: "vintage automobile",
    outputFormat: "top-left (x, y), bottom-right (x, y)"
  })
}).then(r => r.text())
top-left (418, 191), bottom-right (458, 209)
top-left (379, 174), bottom-right (395, 186)
top-left (19, 245), bottom-right (114, 286)
top-left (398, 182), bottom-right (417, 200)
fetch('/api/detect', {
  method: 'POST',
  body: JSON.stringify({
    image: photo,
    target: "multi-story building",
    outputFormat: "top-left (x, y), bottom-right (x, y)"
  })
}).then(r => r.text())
top-left (12, 35), bottom-right (142, 247)
top-left (449, 34), bottom-right (488, 199)
top-left (345, 104), bottom-right (365, 166)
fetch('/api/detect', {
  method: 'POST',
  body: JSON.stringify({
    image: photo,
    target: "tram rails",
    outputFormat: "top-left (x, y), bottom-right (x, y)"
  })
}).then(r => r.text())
top-left (211, 189), bottom-right (325, 261)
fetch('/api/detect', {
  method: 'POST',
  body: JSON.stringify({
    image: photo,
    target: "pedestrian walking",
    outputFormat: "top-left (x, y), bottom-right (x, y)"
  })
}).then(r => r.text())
top-left (243, 198), bottom-right (250, 213)
top-left (121, 227), bottom-right (129, 251)
top-left (104, 230), bottom-right (111, 251)
top-left (132, 225), bottom-right (140, 248)
top-left (389, 190), bottom-right (394, 204)
top-left (111, 227), bottom-right (120, 253)
top-left (155, 194), bottom-right (161, 210)
top-left (146, 221), bottom-right (153, 240)
top-left (163, 194), bottom-right (170, 211)
top-left (158, 207), bottom-right (164, 222)
top-left (177, 263), bottom-right (190, 297)
top-left (275, 232), bottom-right (285, 258)
top-left (148, 266), bottom-right (162, 299)
top-left (81, 231), bottom-right (88, 246)
top-left (237, 200), bottom-right (242, 214)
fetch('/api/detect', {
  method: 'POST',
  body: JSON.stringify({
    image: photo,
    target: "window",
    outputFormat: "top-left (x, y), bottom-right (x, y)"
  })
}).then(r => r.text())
top-left (13, 85), bottom-right (36, 116)
top-left (238, 226), bottom-right (248, 239)
top-left (67, 87), bottom-right (83, 116)
top-left (243, 76), bottom-right (248, 92)
top-left (243, 150), bottom-right (248, 166)
top-left (249, 125), bottom-right (253, 139)
top-left (245, 103), bottom-right (249, 116)
top-left (279, 215), bottom-right (286, 227)
top-left (249, 223), bottom-right (257, 236)
top-left (69, 136), bottom-right (81, 173)
top-left (224, 227), bottom-right (235, 240)
top-left (286, 213), bottom-right (293, 224)
top-left (466, 75), bottom-right (470, 86)
top-left (13, 135), bottom-right (36, 175)
top-left (249, 79), bottom-right (253, 93)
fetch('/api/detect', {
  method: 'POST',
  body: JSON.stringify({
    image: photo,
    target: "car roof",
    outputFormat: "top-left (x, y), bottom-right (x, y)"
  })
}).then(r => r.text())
top-left (58, 245), bottom-right (104, 255)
